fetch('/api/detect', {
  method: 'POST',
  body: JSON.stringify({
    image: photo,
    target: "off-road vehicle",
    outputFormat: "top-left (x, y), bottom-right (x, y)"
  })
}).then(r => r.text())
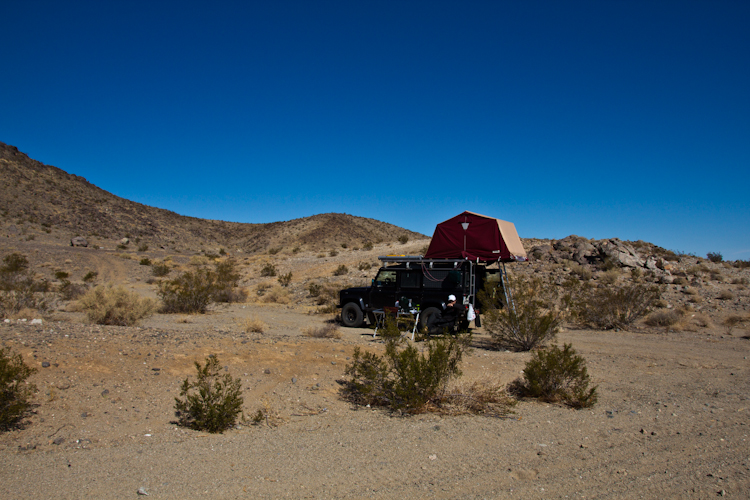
top-left (338, 256), bottom-right (510, 331)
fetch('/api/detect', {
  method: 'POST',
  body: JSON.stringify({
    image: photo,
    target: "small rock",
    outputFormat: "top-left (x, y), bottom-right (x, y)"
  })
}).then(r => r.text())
top-left (292, 377), bottom-right (297, 384)
top-left (41, 361), bottom-right (51, 368)
top-left (52, 437), bottom-right (65, 445)
top-left (137, 487), bottom-right (149, 496)
top-left (101, 389), bottom-right (109, 396)
top-left (31, 319), bottom-right (43, 325)
top-left (264, 368), bottom-right (271, 374)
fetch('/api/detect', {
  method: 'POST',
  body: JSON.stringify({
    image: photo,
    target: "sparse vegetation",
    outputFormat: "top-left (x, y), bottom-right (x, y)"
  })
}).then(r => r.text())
top-left (0, 347), bottom-right (37, 431)
top-left (260, 263), bottom-right (277, 277)
top-left (717, 290), bottom-right (735, 301)
top-left (1, 252), bottom-right (52, 318)
top-left (82, 271), bottom-right (98, 282)
top-left (139, 258), bottom-right (152, 266)
top-left (342, 325), bottom-right (469, 413)
top-left (565, 282), bottom-right (661, 330)
top-left (174, 355), bottom-right (244, 433)
top-left (481, 276), bottom-right (562, 351)
top-left (363, 241), bottom-right (373, 251)
top-left (508, 343), bottom-right (597, 409)
top-left (398, 235), bottom-right (409, 244)
top-left (303, 323), bottom-right (341, 338)
top-left (241, 316), bottom-right (266, 334)
top-left (151, 262), bottom-right (170, 277)
top-left (268, 247), bottom-right (281, 255)
top-left (278, 272), bottom-right (292, 287)
top-left (707, 252), bottom-right (723, 263)
top-left (159, 268), bottom-right (216, 314)
top-left (333, 264), bottom-right (348, 276)
top-left (77, 285), bottom-right (157, 326)
top-left (138, 244), bottom-right (149, 252)
top-left (644, 309), bottom-right (684, 329)
top-left (54, 271), bottom-right (69, 280)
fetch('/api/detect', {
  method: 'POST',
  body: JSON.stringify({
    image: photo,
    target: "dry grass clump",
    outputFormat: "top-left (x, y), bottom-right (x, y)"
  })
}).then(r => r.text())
top-left (569, 264), bottom-right (592, 280)
top-left (722, 314), bottom-right (748, 335)
top-left (262, 285), bottom-right (291, 304)
top-left (77, 285), bottom-right (157, 326)
top-left (241, 316), bottom-right (267, 333)
top-left (442, 378), bottom-right (516, 417)
top-left (302, 323), bottom-right (341, 339)
top-left (717, 290), bottom-right (735, 301)
top-left (598, 269), bottom-right (620, 285)
top-left (689, 312), bottom-right (712, 329)
top-left (672, 276), bottom-right (688, 286)
top-left (644, 309), bottom-right (686, 330)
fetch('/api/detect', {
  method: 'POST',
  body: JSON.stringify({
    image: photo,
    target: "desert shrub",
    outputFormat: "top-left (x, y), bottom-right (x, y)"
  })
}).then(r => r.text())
top-left (333, 264), bottom-right (348, 276)
top-left (398, 235), bottom-right (409, 244)
top-left (732, 277), bottom-right (749, 285)
top-left (691, 312), bottom-right (711, 328)
top-left (717, 290), bottom-right (735, 301)
top-left (116, 244), bottom-right (127, 250)
top-left (82, 271), bottom-right (98, 282)
top-left (309, 283), bottom-right (339, 312)
top-left (358, 262), bottom-right (372, 271)
top-left (292, 246), bottom-right (301, 254)
top-left (0, 347), bottom-right (37, 431)
top-left (687, 264), bottom-right (709, 276)
top-left (308, 283), bottom-right (322, 297)
top-left (77, 285), bottom-right (157, 325)
top-left (722, 315), bottom-right (747, 335)
top-left (278, 272), bottom-right (292, 287)
top-left (342, 332), bottom-right (469, 413)
top-left (138, 244), bottom-right (149, 252)
top-left (565, 282), bottom-right (661, 330)
top-left (570, 264), bottom-right (592, 281)
top-left (139, 258), bottom-right (152, 266)
top-left (733, 260), bottom-right (750, 269)
top-left (260, 263), bottom-right (277, 277)
top-left (241, 316), bottom-right (267, 333)
top-left (212, 259), bottom-right (243, 303)
top-left (341, 243), bottom-right (348, 249)
top-left (363, 241), bottom-right (373, 251)
top-left (707, 252), bottom-right (723, 263)
top-left (441, 378), bottom-right (515, 417)
top-left (159, 268), bottom-right (215, 313)
top-left (58, 279), bottom-right (88, 301)
top-left (481, 276), bottom-right (562, 351)
top-left (329, 250), bottom-right (338, 257)
top-left (508, 343), bottom-right (597, 409)
top-left (599, 269), bottom-right (620, 285)
top-left (644, 309), bottom-right (683, 329)
top-left (174, 355), bottom-right (243, 433)
top-left (672, 276), bottom-right (688, 285)
top-left (303, 323), bottom-right (341, 338)
top-left (151, 262), bottom-right (170, 277)
top-left (261, 285), bottom-right (290, 304)
top-left (54, 271), bottom-right (69, 280)
top-left (630, 267), bottom-right (642, 280)
top-left (1, 253), bottom-right (52, 317)
top-left (268, 247), bottom-right (281, 255)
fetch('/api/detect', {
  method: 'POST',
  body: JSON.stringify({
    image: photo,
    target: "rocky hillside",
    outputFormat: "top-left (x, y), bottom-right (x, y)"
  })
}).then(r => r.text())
top-left (0, 142), bottom-right (423, 253)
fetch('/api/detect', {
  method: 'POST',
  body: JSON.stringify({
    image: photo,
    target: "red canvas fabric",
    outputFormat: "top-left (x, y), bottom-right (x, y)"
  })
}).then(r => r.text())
top-left (424, 211), bottom-right (527, 262)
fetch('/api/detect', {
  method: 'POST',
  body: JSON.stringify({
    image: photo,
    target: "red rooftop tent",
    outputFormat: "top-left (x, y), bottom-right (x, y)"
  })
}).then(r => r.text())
top-left (423, 211), bottom-right (528, 262)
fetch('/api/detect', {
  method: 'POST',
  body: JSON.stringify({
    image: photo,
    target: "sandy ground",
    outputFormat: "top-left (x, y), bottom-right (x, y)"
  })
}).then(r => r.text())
top-left (1, 301), bottom-right (749, 499)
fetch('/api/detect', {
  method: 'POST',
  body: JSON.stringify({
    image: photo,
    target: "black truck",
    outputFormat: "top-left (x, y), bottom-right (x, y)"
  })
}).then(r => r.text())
top-left (338, 256), bottom-right (510, 331)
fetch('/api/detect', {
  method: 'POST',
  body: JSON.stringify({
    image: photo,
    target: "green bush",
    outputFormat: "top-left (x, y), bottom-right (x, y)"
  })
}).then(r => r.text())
top-left (509, 343), bottom-right (597, 409)
top-left (481, 276), bottom-right (562, 351)
top-left (565, 282), bottom-right (661, 330)
top-left (278, 272), bottom-right (292, 287)
top-left (342, 325), bottom-right (468, 413)
top-left (175, 355), bottom-right (243, 433)
top-left (707, 252), bottom-right (723, 263)
top-left (260, 263), bottom-right (277, 277)
top-left (151, 262), bottom-right (170, 277)
top-left (1, 253), bottom-right (52, 318)
top-left (212, 259), bottom-right (244, 303)
top-left (0, 347), bottom-right (37, 431)
top-left (159, 268), bottom-right (216, 313)
top-left (77, 285), bottom-right (157, 325)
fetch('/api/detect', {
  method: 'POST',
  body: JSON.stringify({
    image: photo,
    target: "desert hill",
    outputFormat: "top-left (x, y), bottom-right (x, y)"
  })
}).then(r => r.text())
top-left (0, 141), bottom-right (423, 253)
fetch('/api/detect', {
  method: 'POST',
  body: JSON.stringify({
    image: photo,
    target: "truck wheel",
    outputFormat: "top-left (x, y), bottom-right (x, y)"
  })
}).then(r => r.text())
top-left (419, 307), bottom-right (441, 332)
top-left (342, 302), bottom-right (364, 328)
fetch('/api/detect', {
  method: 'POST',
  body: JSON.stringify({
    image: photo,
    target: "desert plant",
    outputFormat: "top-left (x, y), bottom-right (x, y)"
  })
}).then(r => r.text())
top-left (570, 264), bottom-right (592, 281)
top-left (268, 247), bottom-right (281, 255)
top-left (329, 250), bottom-right (338, 257)
top-left (481, 277), bottom-right (562, 351)
top-left (357, 262), bottom-right (372, 271)
top-left (1, 253), bottom-right (52, 317)
top-left (212, 259), bottom-right (244, 303)
top-left (54, 271), bottom-right (69, 280)
top-left (174, 355), bottom-right (243, 433)
top-left (508, 343), bottom-right (597, 409)
top-left (82, 271), bottom-right (98, 282)
top-left (308, 283), bottom-right (322, 297)
top-left (303, 323), bottom-right (341, 338)
top-left (733, 260), bottom-right (750, 269)
top-left (0, 347), bottom-right (37, 431)
top-left (707, 252), bottom-right (723, 263)
top-left (58, 279), bottom-right (87, 301)
top-left (241, 316), bottom-right (266, 333)
top-left (717, 290), bottom-right (735, 301)
top-left (342, 326), bottom-right (469, 413)
top-left (398, 235), bottom-right (409, 244)
top-left (77, 285), bottom-right (157, 326)
top-left (158, 268), bottom-right (215, 313)
top-left (565, 282), bottom-right (661, 330)
top-left (644, 309), bottom-right (683, 329)
top-left (333, 264), bottom-right (348, 276)
top-left (139, 258), bottom-right (152, 266)
top-left (722, 315), bottom-right (747, 335)
top-left (260, 262), bottom-right (277, 277)
top-left (363, 241), bottom-right (374, 251)
top-left (151, 262), bottom-right (170, 277)
top-left (261, 285), bottom-right (291, 304)
top-left (278, 272), bottom-right (292, 287)
top-left (138, 244), bottom-right (149, 252)
top-left (599, 269), bottom-right (620, 285)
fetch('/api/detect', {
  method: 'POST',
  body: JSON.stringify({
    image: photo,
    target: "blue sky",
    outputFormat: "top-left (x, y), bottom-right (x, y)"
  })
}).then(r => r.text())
top-left (2, 1), bottom-right (749, 259)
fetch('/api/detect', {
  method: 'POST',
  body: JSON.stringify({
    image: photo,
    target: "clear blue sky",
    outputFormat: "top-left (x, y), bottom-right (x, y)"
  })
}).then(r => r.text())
top-left (2, 1), bottom-right (749, 259)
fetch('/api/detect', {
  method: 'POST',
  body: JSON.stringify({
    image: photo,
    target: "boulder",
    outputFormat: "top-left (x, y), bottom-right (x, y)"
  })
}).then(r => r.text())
top-left (70, 236), bottom-right (88, 247)
top-left (119, 237), bottom-right (130, 246)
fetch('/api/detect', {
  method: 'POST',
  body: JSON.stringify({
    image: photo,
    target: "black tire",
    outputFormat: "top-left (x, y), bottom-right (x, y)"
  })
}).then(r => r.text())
top-left (419, 307), bottom-right (441, 332)
top-left (341, 302), bottom-right (364, 328)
